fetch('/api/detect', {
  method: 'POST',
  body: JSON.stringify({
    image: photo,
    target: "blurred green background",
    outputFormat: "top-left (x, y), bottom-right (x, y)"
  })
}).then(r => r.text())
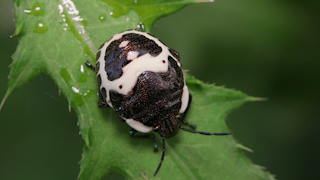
top-left (1, 0), bottom-right (319, 179)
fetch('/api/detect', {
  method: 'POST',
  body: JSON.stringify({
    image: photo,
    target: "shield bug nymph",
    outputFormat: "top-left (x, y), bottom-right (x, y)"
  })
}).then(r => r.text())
top-left (86, 29), bottom-right (231, 176)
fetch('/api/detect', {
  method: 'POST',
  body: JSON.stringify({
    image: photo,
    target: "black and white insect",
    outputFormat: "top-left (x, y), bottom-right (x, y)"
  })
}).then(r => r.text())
top-left (86, 28), bottom-right (231, 176)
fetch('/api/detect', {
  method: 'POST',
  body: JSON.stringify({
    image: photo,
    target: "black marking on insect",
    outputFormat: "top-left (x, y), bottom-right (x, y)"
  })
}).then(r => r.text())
top-left (86, 27), bottom-right (231, 176)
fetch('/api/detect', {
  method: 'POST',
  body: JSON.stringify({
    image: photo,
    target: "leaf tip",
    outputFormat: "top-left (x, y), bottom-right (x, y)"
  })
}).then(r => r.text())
top-left (11, 21), bottom-right (24, 37)
top-left (237, 143), bottom-right (253, 153)
top-left (251, 96), bottom-right (268, 101)
top-left (0, 90), bottom-right (11, 111)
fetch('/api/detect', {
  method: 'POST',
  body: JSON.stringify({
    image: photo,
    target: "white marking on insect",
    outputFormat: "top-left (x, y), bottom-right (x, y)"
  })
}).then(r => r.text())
top-left (126, 51), bottom-right (139, 60)
top-left (179, 85), bottom-right (189, 113)
top-left (126, 119), bottom-right (153, 133)
top-left (119, 40), bottom-right (130, 48)
top-left (112, 33), bottom-right (123, 41)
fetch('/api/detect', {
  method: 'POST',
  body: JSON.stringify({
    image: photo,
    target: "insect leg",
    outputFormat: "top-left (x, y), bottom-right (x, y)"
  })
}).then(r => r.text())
top-left (179, 126), bottom-right (231, 136)
top-left (153, 133), bottom-right (165, 177)
top-left (98, 91), bottom-right (108, 107)
top-left (85, 61), bottom-right (96, 71)
top-left (129, 128), bottom-right (158, 152)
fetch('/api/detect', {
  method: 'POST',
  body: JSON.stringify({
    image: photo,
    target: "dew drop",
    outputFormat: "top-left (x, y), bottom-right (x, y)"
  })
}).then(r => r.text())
top-left (99, 15), bottom-right (106, 22)
top-left (30, 2), bottom-right (45, 16)
top-left (80, 65), bottom-right (84, 73)
top-left (72, 86), bottom-right (80, 94)
top-left (24, 9), bottom-right (32, 14)
top-left (33, 21), bottom-right (48, 34)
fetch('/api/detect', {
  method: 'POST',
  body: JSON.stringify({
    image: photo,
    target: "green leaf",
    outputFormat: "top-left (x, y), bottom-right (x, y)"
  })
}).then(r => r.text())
top-left (2, 0), bottom-right (275, 179)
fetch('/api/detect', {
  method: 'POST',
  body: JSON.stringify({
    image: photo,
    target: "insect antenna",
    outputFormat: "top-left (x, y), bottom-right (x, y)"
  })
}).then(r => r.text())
top-left (153, 133), bottom-right (165, 176)
top-left (179, 126), bottom-right (231, 136)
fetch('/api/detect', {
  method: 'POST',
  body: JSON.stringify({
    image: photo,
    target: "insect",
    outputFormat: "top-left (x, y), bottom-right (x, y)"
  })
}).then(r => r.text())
top-left (86, 28), bottom-right (231, 176)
